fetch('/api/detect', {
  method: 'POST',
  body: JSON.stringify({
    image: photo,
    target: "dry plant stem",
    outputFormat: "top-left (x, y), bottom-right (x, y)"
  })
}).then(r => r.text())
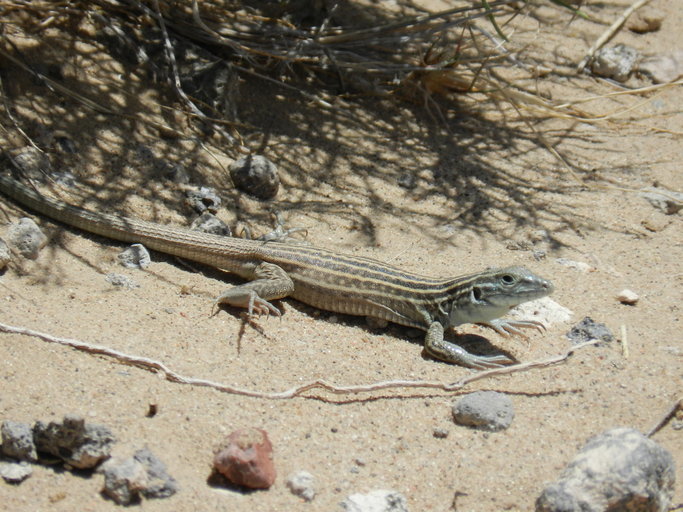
top-left (646, 398), bottom-right (683, 438)
top-left (151, 0), bottom-right (242, 149)
top-left (0, 320), bottom-right (599, 400)
top-left (0, 74), bottom-right (43, 153)
top-left (576, 0), bottom-right (653, 72)
top-left (485, 70), bottom-right (676, 198)
top-left (620, 324), bottom-right (629, 358)
top-left (191, 0), bottom-right (337, 111)
top-left (554, 79), bottom-right (683, 109)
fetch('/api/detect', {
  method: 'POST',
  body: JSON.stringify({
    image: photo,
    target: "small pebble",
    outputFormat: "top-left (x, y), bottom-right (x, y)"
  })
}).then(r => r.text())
top-left (105, 273), bottom-right (139, 288)
top-left (616, 289), bottom-right (639, 305)
top-left (506, 240), bottom-right (532, 251)
top-left (532, 250), bottom-right (547, 261)
top-left (638, 51), bottom-right (683, 84)
top-left (639, 186), bottom-right (683, 214)
top-left (185, 186), bottom-right (221, 214)
top-left (626, 7), bottom-right (663, 33)
top-left (641, 216), bottom-right (670, 232)
top-left (117, 244), bottom-right (151, 269)
top-left (566, 317), bottom-right (613, 345)
top-left (591, 44), bottom-right (639, 82)
top-left (165, 163), bottom-right (190, 184)
top-left (286, 470), bottom-right (316, 501)
top-left (99, 448), bottom-right (178, 504)
top-left (190, 211), bottom-right (232, 236)
top-left (229, 155), bottom-right (280, 199)
top-left (432, 428), bottom-right (449, 439)
top-left (213, 428), bottom-right (276, 489)
top-left (397, 172), bottom-right (416, 189)
top-left (99, 457), bottom-right (148, 505)
top-left (0, 461), bottom-right (32, 484)
top-left (7, 218), bottom-right (47, 259)
top-left (341, 489), bottom-right (409, 512)
top-left (452, 391), bottom-right (514, 432)
top-left (555, 258), bottom-right (595, 272)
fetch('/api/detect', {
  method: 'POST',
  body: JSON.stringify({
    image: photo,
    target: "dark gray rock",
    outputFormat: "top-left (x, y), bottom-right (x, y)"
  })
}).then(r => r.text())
top-left (536, 427), bottom-right (675, 512)
top-left (452, 391), bottom-right (514, 432)
top-left (1, 420), bottom-right (37, 462)
top-left (100, 456), bottom-right (148, 505)
top-left (229, 155), bottom-right (280, 199)
top-left (566, 317), bottom-right (613, 345)
top-left (33, 414), bottom-right (115, 469)
top-left (133, 448), bottom-right (179, 499)
top-left (190, 211), bottom-right (231, 237)
top-left (100, 448), bottom-right (178, 505)
top-left (185, 186), bottom-right (221, 214)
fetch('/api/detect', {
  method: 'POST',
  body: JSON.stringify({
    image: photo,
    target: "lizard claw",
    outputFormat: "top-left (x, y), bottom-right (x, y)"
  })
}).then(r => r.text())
top-left (480, 319), bottom-right (546, 338)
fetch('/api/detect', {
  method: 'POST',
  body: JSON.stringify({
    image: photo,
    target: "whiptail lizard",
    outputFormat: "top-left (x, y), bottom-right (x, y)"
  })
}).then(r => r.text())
top-left (0, 172), bottom-right (554, 369)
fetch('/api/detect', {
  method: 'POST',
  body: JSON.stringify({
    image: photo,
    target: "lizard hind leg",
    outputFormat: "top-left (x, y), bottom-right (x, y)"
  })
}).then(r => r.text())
top-left (214, 262), bottom-right (295, 317)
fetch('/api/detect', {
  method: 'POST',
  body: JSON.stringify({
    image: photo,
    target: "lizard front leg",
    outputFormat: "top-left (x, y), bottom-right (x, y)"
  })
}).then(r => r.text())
top-left (424, 321), bottom-right (515, 369)
top-left (215, 262), bottom-right (294, 317)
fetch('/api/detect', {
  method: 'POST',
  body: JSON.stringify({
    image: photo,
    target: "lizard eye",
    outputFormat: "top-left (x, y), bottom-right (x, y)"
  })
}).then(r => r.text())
top-left (500, 274), bottom-right (515, 285)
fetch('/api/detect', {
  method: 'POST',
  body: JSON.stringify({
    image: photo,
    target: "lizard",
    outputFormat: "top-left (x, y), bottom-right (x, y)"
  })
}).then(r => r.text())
top-left (0, 172), bottom-right (554, 369)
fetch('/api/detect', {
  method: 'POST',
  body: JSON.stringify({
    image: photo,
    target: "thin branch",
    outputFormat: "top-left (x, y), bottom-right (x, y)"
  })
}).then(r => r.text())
top-left (0, 320), bottom-right (599, 400)
top-left (646, 398), bottom-right (683, 438)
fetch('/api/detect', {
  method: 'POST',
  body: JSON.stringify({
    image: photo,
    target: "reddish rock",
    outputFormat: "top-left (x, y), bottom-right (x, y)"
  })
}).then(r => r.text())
top-left (213, 428), bottom-right (275, 489)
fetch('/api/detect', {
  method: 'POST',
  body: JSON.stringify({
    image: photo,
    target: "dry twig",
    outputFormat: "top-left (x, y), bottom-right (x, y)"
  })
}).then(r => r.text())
top-left (646, 398), bottom-right (683, 438)
top-left (0, 320), bottom-right (599, 400)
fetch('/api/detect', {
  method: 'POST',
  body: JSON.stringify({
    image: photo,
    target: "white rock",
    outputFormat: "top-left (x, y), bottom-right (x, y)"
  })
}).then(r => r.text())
top-left (638, 51), bottom-right (683, 84)
top-left (0, 461), bottom-right (32, 483)
top-left (509, 297), bottom-right (573, 327)
top-left (555, 258), bottom-right (595, 272)
top-left (286, 470), bottom-right (316, 501)
top-left (117, 244), bottom-right (151, 269)
top-left (616, 289), bottom-right (639, 305)
top-left (341, 489), bottom-right (409, 512)
top-left (7, 218), bottom-right (47, 259)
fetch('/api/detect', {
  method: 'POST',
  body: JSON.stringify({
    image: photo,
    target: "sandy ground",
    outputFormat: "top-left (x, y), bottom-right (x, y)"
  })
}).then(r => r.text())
top-left (0, 1), bottom-right (681, 511)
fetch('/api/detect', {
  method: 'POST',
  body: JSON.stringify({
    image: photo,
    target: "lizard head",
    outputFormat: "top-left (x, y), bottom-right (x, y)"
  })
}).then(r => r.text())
top-left (447, 266), bottom-right (554, 326)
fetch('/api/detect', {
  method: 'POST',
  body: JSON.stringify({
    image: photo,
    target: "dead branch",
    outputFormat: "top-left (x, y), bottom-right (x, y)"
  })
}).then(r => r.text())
top-left (0, 320), bottom-right (599, 401)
